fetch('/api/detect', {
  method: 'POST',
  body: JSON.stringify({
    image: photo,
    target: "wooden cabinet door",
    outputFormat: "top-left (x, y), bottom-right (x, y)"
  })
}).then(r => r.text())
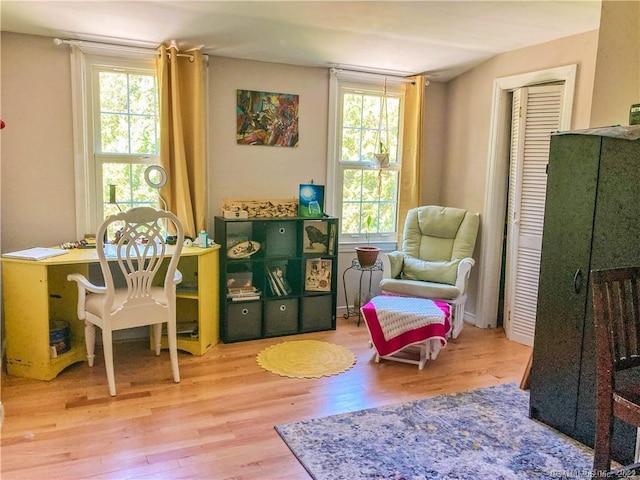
top-left (529, 134), bottom-right (601, 436)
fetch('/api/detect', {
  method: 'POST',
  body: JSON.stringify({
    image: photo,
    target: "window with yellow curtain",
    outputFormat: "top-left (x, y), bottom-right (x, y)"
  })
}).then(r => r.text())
top-left (328, 72), bottom-right (406, 247)
top-left (70, 45), bottom-right (161, 237)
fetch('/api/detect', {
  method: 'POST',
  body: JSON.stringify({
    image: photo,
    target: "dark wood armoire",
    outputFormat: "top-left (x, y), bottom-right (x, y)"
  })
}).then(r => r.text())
top-left (529, 126), bottom-right (640, 465)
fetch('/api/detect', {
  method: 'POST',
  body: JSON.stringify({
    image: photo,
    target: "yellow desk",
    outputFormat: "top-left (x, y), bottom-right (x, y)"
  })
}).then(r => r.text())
top-left (1, 245), bottom-right (220, 381)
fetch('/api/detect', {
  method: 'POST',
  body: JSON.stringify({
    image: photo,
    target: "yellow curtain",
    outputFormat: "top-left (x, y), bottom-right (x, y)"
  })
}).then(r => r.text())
top-left (156, 45), bottom-right (206, 239)
top-left (398, 75), bottom-right (426, 242)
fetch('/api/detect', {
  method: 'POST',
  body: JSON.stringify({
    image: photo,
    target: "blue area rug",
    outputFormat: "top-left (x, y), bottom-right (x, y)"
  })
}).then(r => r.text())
top-left (275, 383), bottom-right (594, 479)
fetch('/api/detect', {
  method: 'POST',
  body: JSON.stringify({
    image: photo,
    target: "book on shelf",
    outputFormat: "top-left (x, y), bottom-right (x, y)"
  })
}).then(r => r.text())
top-left (230, 294), bottom-right (260, 301)
top-left (305, 258), bottom-right (332, 292)
top-left (265, 265), bottom-right (292, 296)
top-left (2, 247), bottom-right (69, 261)
top-left (176, 320), bottom-right (198, 335)
top-left (227, 285), bottom-right (261, 301)
top-left (327, 223), bottom-right (337, 256)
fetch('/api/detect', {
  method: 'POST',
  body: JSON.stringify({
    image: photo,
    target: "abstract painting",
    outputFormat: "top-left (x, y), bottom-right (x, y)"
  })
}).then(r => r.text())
top-left (237, 89), bottom-right (299, 147)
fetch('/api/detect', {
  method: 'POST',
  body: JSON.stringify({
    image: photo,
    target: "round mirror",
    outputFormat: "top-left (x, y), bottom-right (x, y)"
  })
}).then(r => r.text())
top-left (144, 165), bottom-right (167, 189)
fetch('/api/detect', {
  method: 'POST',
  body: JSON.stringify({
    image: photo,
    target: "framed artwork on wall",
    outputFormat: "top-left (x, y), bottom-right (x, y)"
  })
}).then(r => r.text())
top-left (236, 89), bottom-right (299, 147)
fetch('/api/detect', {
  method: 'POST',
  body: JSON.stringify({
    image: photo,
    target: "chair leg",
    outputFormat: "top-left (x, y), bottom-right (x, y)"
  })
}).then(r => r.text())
top-left (101, 328), bottom-right (117, 397)
top-left (166, 320), bottom-right (180, 383)
top-left (152, 324), bottom-right (162, 356)
top-left (451, 302), bottom-right (465, 339)
top-left (592, 402), bottom-right (614, 478)
top-left (85, 321), bottom-right (96, 367)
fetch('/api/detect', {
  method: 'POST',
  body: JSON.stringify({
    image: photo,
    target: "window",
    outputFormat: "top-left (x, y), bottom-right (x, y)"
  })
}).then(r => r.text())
top-left (94, 66), bottom-right (160, 218)
top-left (71, 47), bottom-right (160, 237)
top-left (328, 72), bottom-right (405, 246)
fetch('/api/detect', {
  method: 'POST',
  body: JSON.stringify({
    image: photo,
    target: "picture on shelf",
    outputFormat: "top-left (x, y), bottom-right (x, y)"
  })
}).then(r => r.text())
top-left (305, 258), bottom-right (332, 292)
top-left (298, 183), bottom-right (324, 218)
top-left (227, 271), bottom-right (253, 290)
top-left (303, 220), bottom-right (328, 253)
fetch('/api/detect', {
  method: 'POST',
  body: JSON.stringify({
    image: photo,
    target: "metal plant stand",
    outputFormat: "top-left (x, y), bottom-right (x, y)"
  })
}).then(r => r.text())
top-left (342, 257), bottom-right (383, 325)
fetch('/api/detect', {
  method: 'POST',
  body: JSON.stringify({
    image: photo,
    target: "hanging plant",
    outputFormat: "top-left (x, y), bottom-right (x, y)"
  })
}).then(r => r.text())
top-left (374, 77), bottom-right (390, 169)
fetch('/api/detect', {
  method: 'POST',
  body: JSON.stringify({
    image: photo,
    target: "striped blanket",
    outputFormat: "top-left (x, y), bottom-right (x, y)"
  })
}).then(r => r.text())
top-left (361, 296), bottom-right (451, 357)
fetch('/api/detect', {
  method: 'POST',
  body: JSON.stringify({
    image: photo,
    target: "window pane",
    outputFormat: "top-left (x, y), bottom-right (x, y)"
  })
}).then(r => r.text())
top-left (362, 95), bottom-right (380, 129)
top-left (98, 69), bottom-right (158, 155)
top-left (362, 170), bottom-right (380, 201)
top-left (130, 115), bottom-right (158, 154)
top-left (379, 170), bottom-right (398, 200)
top-left (379, 202), bottom-right (397, 233)
top-left (130, 163), bottom-right (157, 205)
top-left (101, 113), bottom-right (129, 153)
top-left (343, 93), bottom-right (362, 128)
top-left (341, 128), bottom-right (361, 162)
top-left (342, 169), bottom-right (362, 201)
top-left (341, 202), bottom-right (360, 235)
top-left (361, 129), bottom-right (378, 162)
top-left (340, 91), bottom-right (401, 164)
top-left (129, 74), bottom-right (156, 115)
top-left (361, 203), bottom-right (379, 233)
top-left (103, 163), bottom-right (132, 204)
top-left (102, 163), bottom-right (158, 219)
top-left (100, 72), bottom-right (127, 113)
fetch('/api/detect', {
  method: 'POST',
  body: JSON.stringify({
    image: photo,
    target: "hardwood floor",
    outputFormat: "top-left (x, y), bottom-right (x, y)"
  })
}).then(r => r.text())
top-left (1, 318), bottom-right (531, 480)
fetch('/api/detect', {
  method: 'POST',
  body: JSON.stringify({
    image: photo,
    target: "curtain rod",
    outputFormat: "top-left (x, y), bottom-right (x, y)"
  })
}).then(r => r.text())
top-left (330, 67), bottom-right (429, 86)
top-left (53, 38), bottom-right (208, 62)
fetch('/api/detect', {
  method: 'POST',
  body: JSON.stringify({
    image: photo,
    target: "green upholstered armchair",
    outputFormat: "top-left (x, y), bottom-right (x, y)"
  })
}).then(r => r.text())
top-left (380, 205), bottom-right (480, 339)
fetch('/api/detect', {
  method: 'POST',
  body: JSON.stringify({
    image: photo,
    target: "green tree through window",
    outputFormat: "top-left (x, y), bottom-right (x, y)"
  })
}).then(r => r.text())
top-left (95, 67), bottom-right (160, 219)
top-left (337, 85), bottom-right (403, 238)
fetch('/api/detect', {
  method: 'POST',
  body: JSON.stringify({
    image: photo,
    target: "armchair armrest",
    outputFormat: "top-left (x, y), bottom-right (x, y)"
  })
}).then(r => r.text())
top-left (382, 251), bottom-right (405, 279)
top-left (67, 273), bottom-right (107, 320)
top-left (454, 257), bottom-right (476, 294)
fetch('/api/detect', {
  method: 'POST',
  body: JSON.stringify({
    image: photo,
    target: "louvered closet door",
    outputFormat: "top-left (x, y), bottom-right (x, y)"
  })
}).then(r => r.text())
top-left (504, 85), bottom-right (564, 346)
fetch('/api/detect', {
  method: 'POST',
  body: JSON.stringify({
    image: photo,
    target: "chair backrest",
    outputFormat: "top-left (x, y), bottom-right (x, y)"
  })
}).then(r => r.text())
top-left (96, 207), bottom-right (184, 314)
top-left (591, 266), bottom-right (640, 374)
top-left (402, 205), bottom-right (479, 262)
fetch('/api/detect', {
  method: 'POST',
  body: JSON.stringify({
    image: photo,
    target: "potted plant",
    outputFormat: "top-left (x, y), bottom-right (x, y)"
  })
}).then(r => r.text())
top-left (374, 141), bottom-right (390, 168)
top-left (355, 215), bottom-right (380, 268)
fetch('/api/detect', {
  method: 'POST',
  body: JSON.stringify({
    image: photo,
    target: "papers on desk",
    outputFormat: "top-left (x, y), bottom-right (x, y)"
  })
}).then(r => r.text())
top-left (2, 247), bottom-right (69, 261)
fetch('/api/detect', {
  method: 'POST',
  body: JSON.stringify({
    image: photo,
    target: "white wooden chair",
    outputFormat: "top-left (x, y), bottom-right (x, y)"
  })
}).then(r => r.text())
top-left (67, 207), bottom-right (184, 396)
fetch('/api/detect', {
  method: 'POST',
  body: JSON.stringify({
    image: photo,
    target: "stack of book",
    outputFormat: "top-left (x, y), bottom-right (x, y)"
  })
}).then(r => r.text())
top-left (227, 286), bottom-right (261, 301)
top-left (266, 266), bottom-right (292, 297)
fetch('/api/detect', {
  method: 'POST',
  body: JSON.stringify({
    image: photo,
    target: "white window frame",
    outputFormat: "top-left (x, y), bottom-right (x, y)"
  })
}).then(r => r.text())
top-left (327, 70), bottom-right (405, 249)
top-left (70, 45), bottom-right (158, 239)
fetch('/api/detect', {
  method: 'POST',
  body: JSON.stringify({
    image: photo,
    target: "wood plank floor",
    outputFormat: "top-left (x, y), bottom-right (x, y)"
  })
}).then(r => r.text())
top-left (1, 318), bottom-right (531, 480)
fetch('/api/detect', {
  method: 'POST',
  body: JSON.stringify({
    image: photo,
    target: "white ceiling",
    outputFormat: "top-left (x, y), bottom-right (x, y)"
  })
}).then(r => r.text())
top-left (1, 1), bottom-right (602, 81)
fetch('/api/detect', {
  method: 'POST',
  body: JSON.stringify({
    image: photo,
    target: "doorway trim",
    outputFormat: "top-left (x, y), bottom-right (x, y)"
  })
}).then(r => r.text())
top-left (476, 64), bottom-right (576, 329)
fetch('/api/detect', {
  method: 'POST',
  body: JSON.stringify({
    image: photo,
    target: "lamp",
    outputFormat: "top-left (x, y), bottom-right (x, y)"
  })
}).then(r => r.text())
top-left (144, 165), bottom-right (168, 210)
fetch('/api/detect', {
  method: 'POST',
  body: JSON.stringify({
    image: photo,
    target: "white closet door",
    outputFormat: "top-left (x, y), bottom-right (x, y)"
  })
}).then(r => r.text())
top-left (505, 84), bottom-right (564, 346)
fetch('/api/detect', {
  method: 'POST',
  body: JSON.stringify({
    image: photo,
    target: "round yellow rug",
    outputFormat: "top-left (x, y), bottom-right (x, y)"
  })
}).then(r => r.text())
top-left (257, 340), bottom-right (356, 378)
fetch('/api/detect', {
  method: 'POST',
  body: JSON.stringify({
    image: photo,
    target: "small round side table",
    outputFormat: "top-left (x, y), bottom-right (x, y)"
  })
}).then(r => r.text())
top-left (342, 257), bottom-right (383, 325)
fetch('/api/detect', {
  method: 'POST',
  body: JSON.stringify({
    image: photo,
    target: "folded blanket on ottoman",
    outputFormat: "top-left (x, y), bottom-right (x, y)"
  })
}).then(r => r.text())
top-left (361, 296), bottom-right (451, 358)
